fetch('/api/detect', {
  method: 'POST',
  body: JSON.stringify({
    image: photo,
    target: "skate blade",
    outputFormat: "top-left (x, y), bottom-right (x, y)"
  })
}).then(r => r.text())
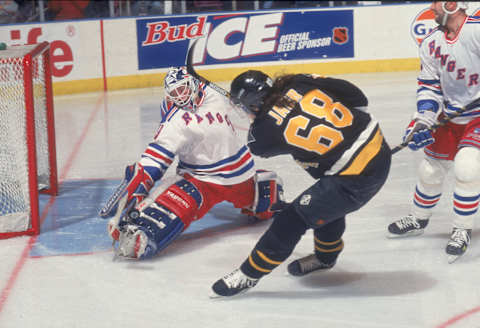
top-left (386, 230), bottom-right (424, 239)
top-left (447, 254), bottom-right (463, 264)
top-left (209, 290), bottom-right (223, 299)
top-left (208, 287), bottom-right (251, 299)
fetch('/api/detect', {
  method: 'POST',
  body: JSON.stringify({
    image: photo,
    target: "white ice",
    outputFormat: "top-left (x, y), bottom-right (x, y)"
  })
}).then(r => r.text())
top-left (1, 71), bottom-right (479, 328)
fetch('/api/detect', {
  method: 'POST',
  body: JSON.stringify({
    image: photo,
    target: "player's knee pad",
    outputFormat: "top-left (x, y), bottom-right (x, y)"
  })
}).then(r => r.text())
top-left (454, 147), bottom-right (480, 188)
top-left (242, 170), bottom-right (286, 220)
top-left (418, 157), bottom-right (450, 188)
top-left (152, 179), bottom-right (202, 228)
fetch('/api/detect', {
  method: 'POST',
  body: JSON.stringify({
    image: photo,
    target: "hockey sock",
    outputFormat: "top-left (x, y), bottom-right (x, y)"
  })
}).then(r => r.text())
top-left (313, 218), bottom-right (345, 264)
top-left (240, 207), bottom-right (308, 279)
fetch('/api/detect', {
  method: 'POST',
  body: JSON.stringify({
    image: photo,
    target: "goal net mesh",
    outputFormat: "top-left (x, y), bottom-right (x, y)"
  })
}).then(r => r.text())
top-left (0, 45), bottom-right (50, 233)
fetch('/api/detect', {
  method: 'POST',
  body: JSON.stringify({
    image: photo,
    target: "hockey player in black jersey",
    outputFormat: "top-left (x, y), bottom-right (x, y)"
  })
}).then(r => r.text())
top-left (211, 71), bottom-right (392, 297)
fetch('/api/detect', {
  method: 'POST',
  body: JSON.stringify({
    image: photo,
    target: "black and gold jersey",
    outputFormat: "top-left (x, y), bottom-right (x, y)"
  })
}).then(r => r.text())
top-left (248, 74), bottom-right (384, 179)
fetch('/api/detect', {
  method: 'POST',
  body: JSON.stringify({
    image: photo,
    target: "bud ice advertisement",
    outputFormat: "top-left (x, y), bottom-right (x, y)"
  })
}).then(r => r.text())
top-left (136, 10), bottom-right (354, 70)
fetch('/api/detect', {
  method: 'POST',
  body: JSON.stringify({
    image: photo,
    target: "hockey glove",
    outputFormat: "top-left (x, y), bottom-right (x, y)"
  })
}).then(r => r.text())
top-left (403, 101), bottom-right (439, 151)
top-left (403, 119), bottom-right (435, 151)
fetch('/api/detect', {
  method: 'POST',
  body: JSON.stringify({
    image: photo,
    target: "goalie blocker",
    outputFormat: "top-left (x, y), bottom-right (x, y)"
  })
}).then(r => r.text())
top-left (107, 169), bottom-right (285, 259)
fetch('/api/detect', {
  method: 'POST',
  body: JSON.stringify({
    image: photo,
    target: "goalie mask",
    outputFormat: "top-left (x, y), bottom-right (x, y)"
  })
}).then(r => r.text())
top-left (230, 70), bottom-right (273, 116)
top-left (164, 66), bottom-right (200, 112)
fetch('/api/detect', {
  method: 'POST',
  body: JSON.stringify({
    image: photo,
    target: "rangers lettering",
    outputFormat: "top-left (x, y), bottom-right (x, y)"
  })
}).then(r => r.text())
top-left (469, 74), bottom-right (479, 86)
top-left (182, 112), bottom-right (193, 125)
top-left (427, 40), bottom-right (478, 86)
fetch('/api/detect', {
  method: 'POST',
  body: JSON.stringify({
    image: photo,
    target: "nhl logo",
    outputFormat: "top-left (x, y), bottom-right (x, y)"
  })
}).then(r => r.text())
top-left (332, 27), bottom-right (348, 45)
top-left (300, 194), bottom-right (311, 205)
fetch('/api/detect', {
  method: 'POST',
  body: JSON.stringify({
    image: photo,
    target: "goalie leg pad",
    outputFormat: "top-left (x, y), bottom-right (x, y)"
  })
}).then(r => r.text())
top-left (153, 179), bottom-right (202, 228)
top-left (118, 203), bottom-right (185, 259)
top-left (243, 170), bottom-right (286, 220)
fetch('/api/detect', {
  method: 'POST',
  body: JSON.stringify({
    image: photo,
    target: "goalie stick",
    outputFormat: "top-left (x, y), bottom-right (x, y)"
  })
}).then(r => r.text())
top-left (391, 96), bottom-right (480, 154)
top-left (186, 39), bottom-right (252, 128)
top-left (186, 39), bottom-right (233, 100)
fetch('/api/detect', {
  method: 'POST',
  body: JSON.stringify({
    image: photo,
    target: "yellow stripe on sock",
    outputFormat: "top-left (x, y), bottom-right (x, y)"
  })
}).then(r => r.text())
top-left (315, 240), bottom-right (344, 253)
top-left (315, 244), bottom-right (344, 253)
top-left (248, 255), bottom-right (271, 273)
top-left (314, 237), bottom-right (341, 246)
top-left (256, 250), bottom-right (283, 265)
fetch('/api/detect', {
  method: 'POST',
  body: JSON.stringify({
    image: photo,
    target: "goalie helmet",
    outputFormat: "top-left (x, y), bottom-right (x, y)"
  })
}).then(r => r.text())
top-left (164, 66), bottom-right (200, 112)
top-left (230, 70), bottom-right (273, 116)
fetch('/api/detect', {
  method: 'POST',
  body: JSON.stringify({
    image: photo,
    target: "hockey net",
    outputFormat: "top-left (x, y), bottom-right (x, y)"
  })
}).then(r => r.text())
top-left (0, 42), bottom-right (58, 239)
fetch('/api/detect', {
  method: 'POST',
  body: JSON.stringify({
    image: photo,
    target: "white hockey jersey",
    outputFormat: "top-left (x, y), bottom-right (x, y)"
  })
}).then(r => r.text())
top-left (139, 84), bottom-right (256, 185)
top-left (417, 16), bottom-right (480, 124)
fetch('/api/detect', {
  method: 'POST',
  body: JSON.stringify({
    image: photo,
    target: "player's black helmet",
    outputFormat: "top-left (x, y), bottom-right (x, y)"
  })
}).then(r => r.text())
top-left (230, 70), bottom-right (273, 115)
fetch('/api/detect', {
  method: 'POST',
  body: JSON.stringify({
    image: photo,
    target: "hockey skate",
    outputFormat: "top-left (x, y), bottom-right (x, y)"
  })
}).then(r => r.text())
top-left (446, 228), bottom-right (471, 264)
top-left (114, 224), bottom-right (157, 260)
top-left (387, 214), bottom-right (429, 238)
top-left (287, 254), bottom-right (336, 276)
top-left (210, 269), bottom-right (259, 298)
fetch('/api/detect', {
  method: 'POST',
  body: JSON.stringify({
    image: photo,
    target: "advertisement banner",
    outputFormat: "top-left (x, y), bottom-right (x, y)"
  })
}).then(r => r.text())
top-left (411, 6), bottom-right (480, 45)
top-left (136, 10), bottom-right (354, 70)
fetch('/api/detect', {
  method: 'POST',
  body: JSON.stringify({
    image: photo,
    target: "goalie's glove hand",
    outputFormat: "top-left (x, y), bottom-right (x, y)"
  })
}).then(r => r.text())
top-left (403, 119), bottom-right (435, 151)
top-left (99, 163), bottom-right (155, 219)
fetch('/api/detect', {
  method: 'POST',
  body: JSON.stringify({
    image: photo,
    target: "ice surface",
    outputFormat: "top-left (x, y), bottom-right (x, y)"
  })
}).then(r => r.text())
top-left (1, 72), bottom-right (479, 328)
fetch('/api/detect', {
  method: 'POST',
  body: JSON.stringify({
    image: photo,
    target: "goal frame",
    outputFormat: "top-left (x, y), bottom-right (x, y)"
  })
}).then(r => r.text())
top-left (0, 41), bottom-right (58, 239)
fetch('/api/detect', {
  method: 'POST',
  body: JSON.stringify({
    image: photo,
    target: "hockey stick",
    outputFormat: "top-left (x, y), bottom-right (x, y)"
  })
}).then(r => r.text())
top-left (186, 39), bottom-right (232, 99)
top-left (391, 97), bottom-right (480, 154)
top-left (185, 38), bottom-right (251, 129)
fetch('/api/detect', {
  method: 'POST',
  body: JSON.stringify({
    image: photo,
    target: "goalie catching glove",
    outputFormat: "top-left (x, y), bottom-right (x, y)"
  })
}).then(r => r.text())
top-left (241, 170), bottom-right (287, 220)
top-left (403, 101), bottom-right (439, 151)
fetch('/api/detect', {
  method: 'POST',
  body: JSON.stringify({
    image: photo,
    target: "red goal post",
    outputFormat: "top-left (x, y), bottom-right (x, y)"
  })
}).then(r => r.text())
top-left (0, 41), bottom-right (58, 239)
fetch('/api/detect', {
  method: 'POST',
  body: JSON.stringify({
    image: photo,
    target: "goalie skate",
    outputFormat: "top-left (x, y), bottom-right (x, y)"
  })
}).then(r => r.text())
top-left (210, 269), bottom-right (258, 298)
top-left (287, 254), bottom-right (335, 276)
top-left (114, 224), bottom-right (157, 260)
top-left (446, 228), bottom-right (471, 264)
top-left (387, 214), bottom-right (429, 238)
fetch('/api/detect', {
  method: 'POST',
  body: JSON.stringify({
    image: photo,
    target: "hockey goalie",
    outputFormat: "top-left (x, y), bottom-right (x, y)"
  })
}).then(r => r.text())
top-left (99, 66), bottom-right (286, 260)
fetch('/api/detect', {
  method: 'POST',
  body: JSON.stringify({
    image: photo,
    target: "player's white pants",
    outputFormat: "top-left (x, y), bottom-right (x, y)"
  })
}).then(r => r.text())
top-left (452, 147), bottom-right (480, 229)
top-left (413, 147), bottom-right (480, 229)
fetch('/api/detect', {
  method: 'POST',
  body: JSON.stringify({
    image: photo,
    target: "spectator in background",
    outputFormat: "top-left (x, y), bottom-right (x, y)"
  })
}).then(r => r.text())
top-left (0, 0), bottom-right (19, 24)
top-left (47, 0), bottom-right (89, 21)
top-left (14, 0), bottom-right (36, 23)
top-left (84, 0), bottom-right (109, 18)
top-left (132, 0), bottom-right (164, 16)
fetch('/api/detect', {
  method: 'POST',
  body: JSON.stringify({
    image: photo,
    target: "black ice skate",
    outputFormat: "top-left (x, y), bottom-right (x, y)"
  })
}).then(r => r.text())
top-left (446, 228), bottom-right (471, 264)
top-left (387, 214), bottom-right (429, 238)
top-left (210, 269), bottom-right (258, 298)
top-left (287, 254), bottom-right (336, 276)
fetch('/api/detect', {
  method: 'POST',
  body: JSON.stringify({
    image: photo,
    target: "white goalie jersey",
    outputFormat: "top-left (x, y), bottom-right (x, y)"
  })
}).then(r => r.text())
top-left (139, 84), bottom-right (256, 185)
top-left (417, 16), bottom-right (480, 124)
